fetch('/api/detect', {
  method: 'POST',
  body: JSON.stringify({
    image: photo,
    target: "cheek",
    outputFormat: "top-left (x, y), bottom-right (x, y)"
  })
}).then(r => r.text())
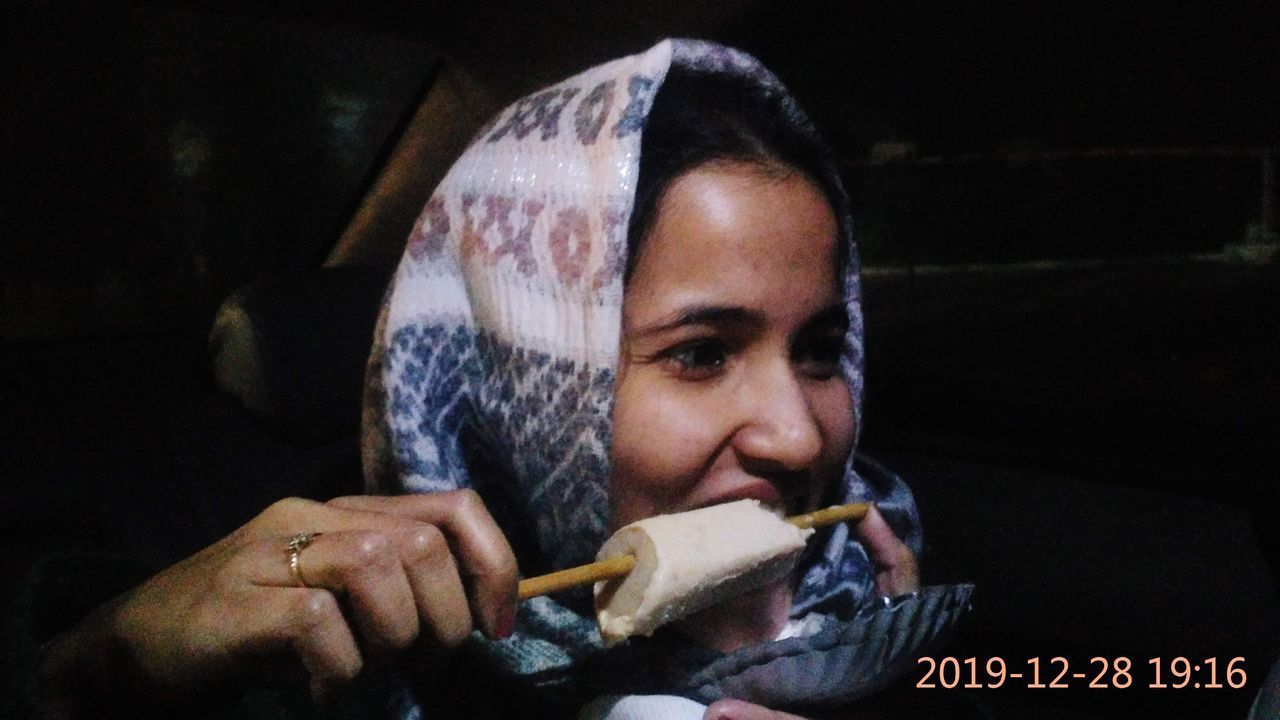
top-left (815, 382), bottom-right (857, 477)
top-left (609, 376), bottom-right (722, 528)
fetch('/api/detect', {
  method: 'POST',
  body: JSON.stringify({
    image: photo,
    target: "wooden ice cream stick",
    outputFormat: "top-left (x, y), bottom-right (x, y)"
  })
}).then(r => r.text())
top-left (517, 554), bottom-right (638, 600)
top-left (785, 501), bottom-right (870, 530)
top-left (516, 501), bottom-right (870, 600)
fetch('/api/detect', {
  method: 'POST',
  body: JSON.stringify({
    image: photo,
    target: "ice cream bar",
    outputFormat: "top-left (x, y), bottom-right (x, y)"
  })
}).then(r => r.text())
top-left (593, 499), bottom-right (814, 646)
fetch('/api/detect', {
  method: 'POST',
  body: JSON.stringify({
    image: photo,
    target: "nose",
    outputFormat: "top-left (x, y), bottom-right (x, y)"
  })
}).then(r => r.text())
top-left (731, 360), bottom-right (823, 473)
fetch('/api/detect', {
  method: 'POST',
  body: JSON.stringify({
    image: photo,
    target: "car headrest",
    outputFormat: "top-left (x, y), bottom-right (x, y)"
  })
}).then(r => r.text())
top-left (209, 266), bottom-right (393, 445)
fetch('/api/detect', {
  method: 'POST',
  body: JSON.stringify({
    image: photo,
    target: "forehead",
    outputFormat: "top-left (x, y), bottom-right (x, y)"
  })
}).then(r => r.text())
top-left (625, 163), bottom-right (841, 314)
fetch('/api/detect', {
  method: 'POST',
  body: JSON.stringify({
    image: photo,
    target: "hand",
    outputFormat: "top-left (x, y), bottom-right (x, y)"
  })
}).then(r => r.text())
top-left (704, 699), bottom-right (810, 720)
top-left (857, 504), bottom-right (919, 597)
top-left (705, 698), bottom-right (892, 720)
top-left (37, 490), bottom-right (518, 713)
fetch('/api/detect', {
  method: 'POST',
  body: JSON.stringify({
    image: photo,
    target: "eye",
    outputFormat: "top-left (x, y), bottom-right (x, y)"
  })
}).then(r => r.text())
top-left (795, 333), bottom-right (844, 379)
top-left (661, 338), bottom-right (728, 380)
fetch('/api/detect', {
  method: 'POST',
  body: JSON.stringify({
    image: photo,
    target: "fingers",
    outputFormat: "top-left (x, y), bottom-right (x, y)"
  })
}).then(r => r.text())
top-left (396, 524), bottom-right (475, 648)
top-left (279, 531), bottom-right (423, 654)
top-left (857, 504), bottom-right (921, 597)
top-left (245, 491), bottom-right (515, 648)
top-left (287, 590), bottom-right (363, 702)
top-left (208, 514), bottom-right (478, 703)
top-left (705, 699), bottom-right (811, 720)
top-left (328, 491), bottom-right (519, 639)
top-left (256, 588), bottom-right (363, 704)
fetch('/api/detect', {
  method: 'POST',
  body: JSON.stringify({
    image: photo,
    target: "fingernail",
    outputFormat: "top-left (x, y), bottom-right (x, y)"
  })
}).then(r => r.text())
top-left (498, 604), bottom-right (517, 638)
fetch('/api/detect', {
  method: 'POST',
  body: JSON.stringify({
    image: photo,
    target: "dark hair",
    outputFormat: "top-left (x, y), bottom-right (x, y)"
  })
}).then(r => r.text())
top-left (626, 67), bottom-right (846, 281)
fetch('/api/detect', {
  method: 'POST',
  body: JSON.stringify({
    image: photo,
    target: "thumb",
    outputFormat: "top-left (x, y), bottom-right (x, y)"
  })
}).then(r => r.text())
top-left (856, 504), bottom-right (920, 597)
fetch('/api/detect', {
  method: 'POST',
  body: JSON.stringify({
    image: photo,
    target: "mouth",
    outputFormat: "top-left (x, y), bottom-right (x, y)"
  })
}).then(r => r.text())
top-left (689, 476), bottom-right (804, 515)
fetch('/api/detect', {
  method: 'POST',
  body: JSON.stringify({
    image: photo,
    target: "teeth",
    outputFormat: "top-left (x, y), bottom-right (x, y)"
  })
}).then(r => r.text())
top-left (593, 499), bottom-right (813, 645)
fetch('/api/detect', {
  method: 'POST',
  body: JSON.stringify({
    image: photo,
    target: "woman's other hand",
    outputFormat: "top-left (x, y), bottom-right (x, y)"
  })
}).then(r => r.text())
top-left (706, 698), bottom-right (896, 720)
top-left (704, 699), bottom-right (811, 720)
top-left (38, 490), bottom-right (518, 712)
top-left (857, 504), bottom-right (920, 597)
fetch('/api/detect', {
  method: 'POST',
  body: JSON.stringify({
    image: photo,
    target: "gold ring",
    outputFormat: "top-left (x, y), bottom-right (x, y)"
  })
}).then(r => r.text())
top-left (287, 532), bottom-right (321, 587)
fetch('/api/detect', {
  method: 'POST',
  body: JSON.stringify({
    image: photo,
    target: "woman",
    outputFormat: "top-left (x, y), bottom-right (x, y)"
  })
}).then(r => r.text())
top-left (38, 40), bottom-right (930, 719)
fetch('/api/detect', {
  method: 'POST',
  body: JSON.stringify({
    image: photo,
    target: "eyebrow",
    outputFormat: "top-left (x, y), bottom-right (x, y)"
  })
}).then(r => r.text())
top-left (802, 304), bottom-right (850, 334)
top-left (630, 302), bottom-right (848, 338)
top-left (631, 305), bottom-right (764, 338)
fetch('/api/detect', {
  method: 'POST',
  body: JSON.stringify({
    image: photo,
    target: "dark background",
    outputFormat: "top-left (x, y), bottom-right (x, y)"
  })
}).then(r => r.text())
top-left (3, 1), bottom-right (1278, 718)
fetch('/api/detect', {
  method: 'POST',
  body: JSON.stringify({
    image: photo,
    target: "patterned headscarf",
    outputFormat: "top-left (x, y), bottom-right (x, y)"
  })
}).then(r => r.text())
top-left (362, 38), bottom-right (923, 701)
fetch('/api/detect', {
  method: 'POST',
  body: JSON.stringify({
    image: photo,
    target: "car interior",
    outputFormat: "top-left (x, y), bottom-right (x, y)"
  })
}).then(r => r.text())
top-left (3, 2), bottom-right (1278, 718)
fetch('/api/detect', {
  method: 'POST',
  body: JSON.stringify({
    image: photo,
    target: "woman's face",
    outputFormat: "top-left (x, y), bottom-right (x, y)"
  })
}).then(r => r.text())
top-left (610, 161), bottom-right (854, 530)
